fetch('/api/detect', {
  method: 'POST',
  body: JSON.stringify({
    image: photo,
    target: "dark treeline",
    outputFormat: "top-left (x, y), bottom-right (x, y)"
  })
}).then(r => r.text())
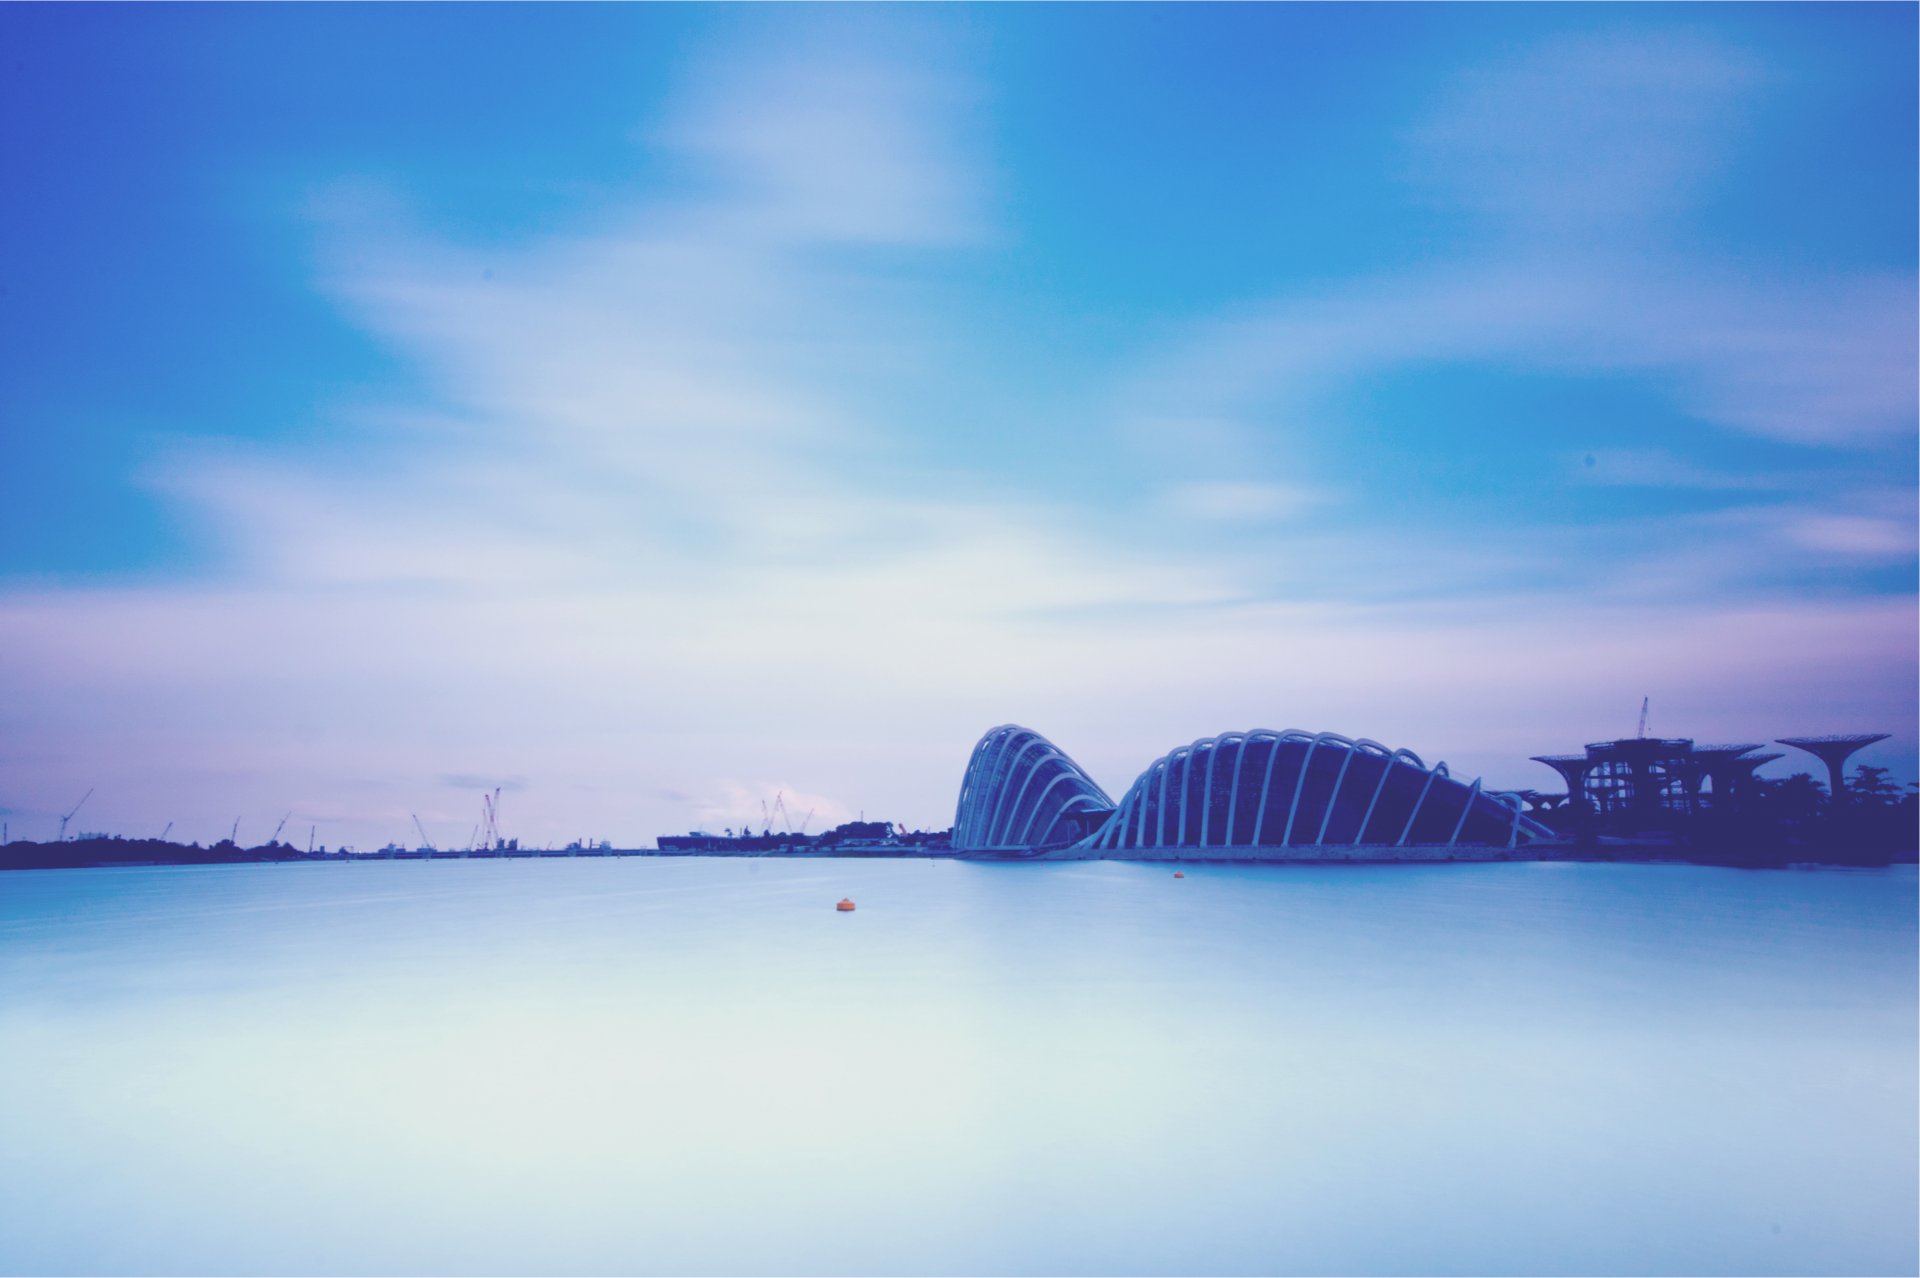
top-left (0, 837), bottom-right (322, 871)
top-left (5, 768), bottom-right (1913, 870)
top-left (1705, 766), bottom-right (1918, 864)
top-left (0, 837), bottom-right (671, 870)
top-left (1550, 765), bottom-right (1918, 866)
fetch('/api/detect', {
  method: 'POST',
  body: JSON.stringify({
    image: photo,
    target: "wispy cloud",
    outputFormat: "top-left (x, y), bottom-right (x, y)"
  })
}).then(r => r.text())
top-left (1110, 27), bottom-right (1914, 626)
top-left (0, 36), bottom-right (1245, 843)
top-left (1157, 481), bottom-right (1326, 524)
top-left (1120, 27), bottom-right (1910, 469)
top-left (439, 774), bottom-right (528, 793)
top-left (1125, 257), bottom-right (1913, 451)
top-left (0, 23), bottom-right (1911, 846)
top-left (655, 43), bottom-right (986, 249)
top-left (1574, 448), bottom-right (1789, 492)
top-left (1783, 511), bottom-right (1916, 559)
top-left (1407, 30), bottom-right (1766, 238)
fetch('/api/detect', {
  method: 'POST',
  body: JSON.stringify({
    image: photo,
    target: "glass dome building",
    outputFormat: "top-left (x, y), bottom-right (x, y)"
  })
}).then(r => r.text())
top-left (952, 725), bottom-right (1116, 852)
top-left (954, 725), bottom-right (1551, 855)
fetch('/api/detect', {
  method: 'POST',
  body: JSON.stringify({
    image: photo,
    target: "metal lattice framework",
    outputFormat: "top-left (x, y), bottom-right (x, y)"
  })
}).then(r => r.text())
top-left (1079, 729), bottom-right (1553, 852)
top-left (953, 725), bottom-right (1115, 852)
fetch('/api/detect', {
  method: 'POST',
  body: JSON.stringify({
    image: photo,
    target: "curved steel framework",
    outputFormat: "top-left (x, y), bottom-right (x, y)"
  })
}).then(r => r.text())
top-left (1076, 729), bottom-right (1553, 852)
top-left (953, 725), bottom-right (1115, 852)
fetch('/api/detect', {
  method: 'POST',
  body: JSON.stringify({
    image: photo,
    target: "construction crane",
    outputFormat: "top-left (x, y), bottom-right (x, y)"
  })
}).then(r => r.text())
top-left (159, 821), bottom-right (173, 842)
top-left (413, 814), bottom-right (435, 852)
top-left (57, 788), bottom-right (94, 843)
top-left (478, 787), bottom-right (502, 852)
top-left (771, 791), bottom-right (792, 834)
top-left (307, 825), bottom-right (316, 855)
top-left (230, 818), bottom-right (241, 846)
top-left (797, 807), bottom-right (814, 835)
top-left (1637, 696), bottom-right (1650, 739)
top-left (270, 812), bottom-right (293, 846)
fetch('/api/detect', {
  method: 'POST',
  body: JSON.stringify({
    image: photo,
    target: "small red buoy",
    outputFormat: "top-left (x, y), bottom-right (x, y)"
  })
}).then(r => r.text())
top-left (836, 898), bottom-right (856, 912)
top-left (1173, 871), bottom-right (1185, 878)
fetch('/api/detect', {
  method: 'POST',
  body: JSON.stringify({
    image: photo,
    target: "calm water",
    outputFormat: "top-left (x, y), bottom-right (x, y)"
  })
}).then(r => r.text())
top-left (0, 858), bottom-right (1913, 1276)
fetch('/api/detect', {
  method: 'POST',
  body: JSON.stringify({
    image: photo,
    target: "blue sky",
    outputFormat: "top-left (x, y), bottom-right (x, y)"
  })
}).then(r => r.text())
top-left (1, 3), bottom-right (1914, 847)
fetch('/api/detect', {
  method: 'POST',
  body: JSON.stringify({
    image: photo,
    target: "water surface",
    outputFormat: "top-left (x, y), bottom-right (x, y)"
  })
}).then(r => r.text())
top-left (2, 858), bottom-right (1913, 1275)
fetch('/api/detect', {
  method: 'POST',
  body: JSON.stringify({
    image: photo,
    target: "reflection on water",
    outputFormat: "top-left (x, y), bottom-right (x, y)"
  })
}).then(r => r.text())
top-left (1, 859), bottom-right (1914, 1276)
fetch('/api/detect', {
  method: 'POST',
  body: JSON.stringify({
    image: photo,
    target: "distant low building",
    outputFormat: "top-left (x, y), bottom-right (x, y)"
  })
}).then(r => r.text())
top-left (654, 821), bottom-right (950, 854)
top-left (1532, 738), bottom-right (1766, 821)
top-left (1530, 732), bottom-right (1891, 827)
top-left (656, 830), bottom-right (803, 853)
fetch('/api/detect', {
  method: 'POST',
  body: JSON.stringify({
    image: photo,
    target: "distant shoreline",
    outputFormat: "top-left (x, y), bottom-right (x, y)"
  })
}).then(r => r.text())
top-left (4, 836), bottom-right (1913, 872)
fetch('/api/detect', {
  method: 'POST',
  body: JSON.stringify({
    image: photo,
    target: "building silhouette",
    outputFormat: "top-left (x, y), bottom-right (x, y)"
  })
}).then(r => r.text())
top-left (1776, 734), bottom-right (1892, 803)
top-left (954, 725), bottom-right (1549, 856)
top-left (1531, 732), bottom-right (1891, 829)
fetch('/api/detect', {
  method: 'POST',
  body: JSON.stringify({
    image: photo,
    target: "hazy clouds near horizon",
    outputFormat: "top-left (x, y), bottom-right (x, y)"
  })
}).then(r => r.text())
top-left (1, 6), bottom-right (1913, 848)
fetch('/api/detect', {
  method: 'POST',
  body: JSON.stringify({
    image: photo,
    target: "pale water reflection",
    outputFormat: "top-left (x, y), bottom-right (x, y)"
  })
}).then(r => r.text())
top-left (1, 859), bottom-right (1914, 1275)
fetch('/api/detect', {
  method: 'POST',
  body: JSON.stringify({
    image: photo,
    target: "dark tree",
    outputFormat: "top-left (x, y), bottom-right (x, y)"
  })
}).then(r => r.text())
top-left (1846, 765), bottom-right (1901, 806)
top-left (1757, 772), bottom-right (1827, 821)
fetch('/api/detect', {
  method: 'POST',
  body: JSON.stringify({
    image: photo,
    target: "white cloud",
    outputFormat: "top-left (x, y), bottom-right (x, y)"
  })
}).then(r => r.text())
top-left (0, 39), bottom-right (1255, 846)
top-left (657, 49), bottom-right (985, 248)
top-left (0, 28), bottom-right (1912, 849)
top-left (689, 780), bottom-right (858, 837)
top-left (1785, 513), bottom-right (1916, 559)
top-left (1124, 257), bottom-right (1915, 448)
top-left (1407, 31), bottom-right (1765, 237)
top-left (1157, 481), bottom-right (1325, 524)
top-left (1575, 448), bottom-right (1788, 491)
top-left (1117, 31), bottom-right (1912, 451)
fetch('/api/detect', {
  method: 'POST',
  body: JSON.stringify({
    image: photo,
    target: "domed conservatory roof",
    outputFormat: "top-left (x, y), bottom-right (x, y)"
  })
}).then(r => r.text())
top-left (954, 725), bottom-right (1550, 855)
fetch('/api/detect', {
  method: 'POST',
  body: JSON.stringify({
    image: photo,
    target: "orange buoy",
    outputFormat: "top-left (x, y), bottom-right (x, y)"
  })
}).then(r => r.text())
top-left (1173, 871), bottom-right (1185, 878)
top-left (836, 898), bottom-right (856, 912)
